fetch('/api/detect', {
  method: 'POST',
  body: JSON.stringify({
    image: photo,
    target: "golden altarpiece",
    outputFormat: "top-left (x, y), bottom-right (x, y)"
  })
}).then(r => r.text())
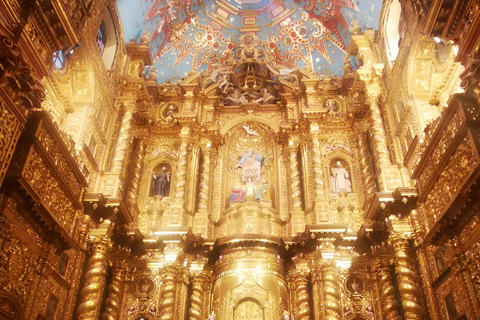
top-left (1, 0), bottom-right (480, 320)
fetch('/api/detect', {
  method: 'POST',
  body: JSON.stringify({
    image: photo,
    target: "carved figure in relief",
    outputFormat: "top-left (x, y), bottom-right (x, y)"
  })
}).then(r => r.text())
top-left (224, 88), bottom-right (247, 105)
top-left (330, 161), bottom-right (351, 193)
top-left (234, 148), bottom-right (264, 184)
top-left (253, 87), bottom-right (276, 104)
top-left (255, 181), bottom-right (270, 201)
top-left (207, 311), bottom-right (216, 320)
top-left (153, 167), bottom-right (170, 196)
top-left (230, 185), bottom-right (244, 202)
top-left (325, 99), bottom-right (339, 113)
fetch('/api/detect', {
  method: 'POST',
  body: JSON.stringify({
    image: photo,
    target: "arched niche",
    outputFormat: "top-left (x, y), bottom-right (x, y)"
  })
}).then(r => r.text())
top-left (324, 148), bottom-right (356, 195)
top-left (144, 152), bottom-right (177, 200)
top-left (0, 291), bottom-right (25, 320)
top-left (223, 121), bottom-right (277, 207)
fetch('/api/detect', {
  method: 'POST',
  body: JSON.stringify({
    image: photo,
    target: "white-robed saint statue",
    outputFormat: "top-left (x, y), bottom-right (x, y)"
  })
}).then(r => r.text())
top-left (331, 161), bottom-right (352, 193)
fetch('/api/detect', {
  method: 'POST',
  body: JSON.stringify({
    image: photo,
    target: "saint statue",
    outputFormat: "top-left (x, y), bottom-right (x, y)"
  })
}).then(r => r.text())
top-left (330, 161), bottom-right (351, 193)
top-left (153, 167), bottom-right (170, 196)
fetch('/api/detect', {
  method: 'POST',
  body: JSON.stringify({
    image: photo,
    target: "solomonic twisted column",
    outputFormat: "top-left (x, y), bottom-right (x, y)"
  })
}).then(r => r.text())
top-left (367, 92), bottom-right (391, 169)
top-left (391, 235), bottom-right (424, 320)
top-left (322, 265), bottom-right (341, 320)
top-left (101, 263), bottom-right (124, 320)
top-left (375, 262), bottom-right (402, 320)
top-left (289, 142), bottom-right (302, 210)
top-left (198, 147), bottom-right (211, 212)
top-left (174, 137), bottom-right (189, 200)
top-left (126, 138), bottom-right (146, 205)
top-left (357, 131), bottom-right (376, 202)
top-left (189, 274), bottom-right (205, 320)
top-left (110, 109), bottom-right (133, 172)
top-left (311, 132), bottom-right (326, 198)
top-left (77, 237), bottom-right (111, 320)
top-left (159, 266), bottom-right (177, 320)
top-left (294, 272), bottom-right (311, 320)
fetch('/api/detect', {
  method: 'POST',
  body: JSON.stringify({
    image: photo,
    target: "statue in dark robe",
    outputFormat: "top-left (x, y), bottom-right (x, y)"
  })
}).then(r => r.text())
top-left (153, 167), bottom-right (170, 196)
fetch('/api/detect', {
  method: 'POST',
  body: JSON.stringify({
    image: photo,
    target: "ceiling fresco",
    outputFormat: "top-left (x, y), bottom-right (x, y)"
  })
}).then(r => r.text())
top-left (117, 0), bottom-right (381, 83)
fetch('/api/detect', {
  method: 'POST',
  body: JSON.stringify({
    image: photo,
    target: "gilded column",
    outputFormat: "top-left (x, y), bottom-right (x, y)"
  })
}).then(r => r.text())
top-left (77, 237), bottom-right (111, 320)
top-left (289, 140), bottom-right (302, 210)
top-left (366, 88), bottom-right (390, 169)
top-left (174, 132), bottom-right (190, 200)
top-left (375, 261), bottom-right (401, 320)
top-left (126, 138), bottom-right (146, 205)
top-left (111, 109), bottom-right (133, 172)
top-left (159, 266), bottom-right (176, 320)
top-left (322, 264), bottom-right (341, 320)
top-left (198, 146), bottom-right (211, 212)
top-left (391, 234), bottom-right (424, 320)
top-left (294, 272), bottom-right (311, 320)
top-left (189, 273), bottom-right (205, 320)
top-left (357, 131), bottom-right (376, 202)
top-left (311, 267), bottom-right (325, 320)
top-left (101, 262), bottom-right (124, 320)
top-left (311, 131), bottom-right (326, 198)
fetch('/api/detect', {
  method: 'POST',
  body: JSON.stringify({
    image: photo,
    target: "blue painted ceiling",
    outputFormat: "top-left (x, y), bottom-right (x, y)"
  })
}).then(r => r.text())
top-left (117, 0), bottom-right (382, 83)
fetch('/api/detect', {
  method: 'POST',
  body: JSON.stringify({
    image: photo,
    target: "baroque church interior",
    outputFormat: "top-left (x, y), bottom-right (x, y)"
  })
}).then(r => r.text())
top-left (1, 0), bottom-right (480, 319)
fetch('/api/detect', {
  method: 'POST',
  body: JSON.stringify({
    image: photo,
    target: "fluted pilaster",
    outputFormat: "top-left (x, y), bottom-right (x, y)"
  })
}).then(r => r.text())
top-left (322, 265), bottom-right (341, 320)
top-left (391, 235), bottom-right (424, 320)
top-left (289, 142), bottom-right (302, 209)
top-left (111, 109), bottom-right (133, 172)
top-left (357, 131), bottom-right (376, 202)
top-left (77, 237), bottom-right (111, 320)
top-left (189, 274), bottom-right (205, 320)
top-left (101, 263), bottom-right (124, 320)
top-left (294, 273), bottom-right (311, 320)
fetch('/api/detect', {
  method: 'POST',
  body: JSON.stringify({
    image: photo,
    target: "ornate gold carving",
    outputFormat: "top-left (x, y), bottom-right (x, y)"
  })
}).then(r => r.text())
top-left (423, 134), bottom-right (480, 231)
top-left (0, 101), bottom-right (22, 188)
top-left (23, 148), bottom-right (78, 234)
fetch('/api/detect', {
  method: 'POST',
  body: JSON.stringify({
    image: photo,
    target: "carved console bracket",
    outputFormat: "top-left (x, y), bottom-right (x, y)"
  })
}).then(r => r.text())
top-left (364, 187), bottom-right (418, 220)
